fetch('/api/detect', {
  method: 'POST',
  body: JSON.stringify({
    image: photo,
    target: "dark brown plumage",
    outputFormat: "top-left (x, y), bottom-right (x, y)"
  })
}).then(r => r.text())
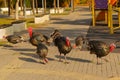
top-left (74, 35), bottom-right (84, 50)
top-left (87, 40), bottom-right (116, 64)
top-left (28, 27), bottom-right (50, 47)
top-left (3, 35), bottom-right (24, 44)
top-left (36, 42), bottom-right (48, 64)
top-left (28, 28), bottom-right (49, 64)
top-left (28, 30), bottom-right (50, 47)
top-left (49, 29), bottom-right (72, 63)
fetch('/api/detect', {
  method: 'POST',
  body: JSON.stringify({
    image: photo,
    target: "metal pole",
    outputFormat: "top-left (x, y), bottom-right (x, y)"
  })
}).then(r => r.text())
top-left (118, 8), bottom-right (120, 27)
top-left (92, 0), bottom-right (96, 26)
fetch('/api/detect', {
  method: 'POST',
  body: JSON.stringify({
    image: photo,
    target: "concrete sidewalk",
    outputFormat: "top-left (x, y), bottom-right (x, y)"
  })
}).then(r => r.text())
top-left (0, 6), bottom-right (120, 80)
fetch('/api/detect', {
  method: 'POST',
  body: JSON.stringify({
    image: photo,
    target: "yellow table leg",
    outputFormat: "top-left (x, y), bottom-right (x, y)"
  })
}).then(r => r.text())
top-left (92, 0), bottom-right (96, 26)
top-left (118, 8), bottom-right (120, 27)
top-left (105, 11), bottom-right (108, 23)
top-left (109, 4), bottom-right (114, 34)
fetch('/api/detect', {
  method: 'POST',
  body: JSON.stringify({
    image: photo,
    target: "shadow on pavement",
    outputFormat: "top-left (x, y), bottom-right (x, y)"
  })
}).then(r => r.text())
top-left (55, 55), bottom-right (92, 63)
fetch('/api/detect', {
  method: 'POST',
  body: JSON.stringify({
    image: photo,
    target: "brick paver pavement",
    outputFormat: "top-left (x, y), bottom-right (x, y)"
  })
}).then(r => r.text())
top-left (0, 6), bottom-right (120, 80)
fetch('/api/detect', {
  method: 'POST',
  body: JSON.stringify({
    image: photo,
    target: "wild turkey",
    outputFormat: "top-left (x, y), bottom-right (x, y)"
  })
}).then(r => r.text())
top-left (36, 42), bottom-right (48, 64)
top-left (86, 40), bottom-right (117, 64)
top-left (3, 35), bottom-right (24, 44)
top-left (28, 27), bottom-right (50, 47)
top-left (49, 29), bottom-right (72, 63)
top-left (74, 35), bottom-right (85, 50)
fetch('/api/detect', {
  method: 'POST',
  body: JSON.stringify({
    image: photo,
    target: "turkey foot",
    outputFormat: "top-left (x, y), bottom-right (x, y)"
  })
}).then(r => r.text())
top-left (102, 58), bottom-right (109, 62)
top-left (97, 62), bottom-right (102, 65)
top-left (64, 61), bottom-right (70, 64)
top-left (42, 60), bottom-right (47, 64)
top-left (59, 59), bottom-right (63, 62)
top-left (44, 58), bottom-right (48, 63)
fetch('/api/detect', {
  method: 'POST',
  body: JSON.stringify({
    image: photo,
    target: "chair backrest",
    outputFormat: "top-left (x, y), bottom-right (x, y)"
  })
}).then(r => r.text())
top-left (95, 0), bottom-right (108, 9)
top-left (117, 0), bottom-right (120, 7)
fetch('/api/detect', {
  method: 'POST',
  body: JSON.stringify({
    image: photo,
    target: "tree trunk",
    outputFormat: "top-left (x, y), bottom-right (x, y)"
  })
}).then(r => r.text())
top-left (23, 0), bottom-right (26, 18)
top-left (35, 0), bottom-right (38, 14)
top-left (8, 0), bottom-right (11, 16)
top-left (20, 0), bottom-right (23, 11)
top-left (15, 0), bottom-right (19, 20)
top-left (32, 0), bottom-right (35, 15)
top-left (57, 0), bottom-right (59, 13)
top-left (44, 0), bottom-right (46, 14)
top-left (71, 0), bottom-right (75, 12)
top-left (4, 0), bottom-right (7, 7)
top-left (10, 0), bottom-right (14, 15)
top-left (42, 0), bottom-right (44, 9)
top-left (54, 0), bottom-right (56, 13)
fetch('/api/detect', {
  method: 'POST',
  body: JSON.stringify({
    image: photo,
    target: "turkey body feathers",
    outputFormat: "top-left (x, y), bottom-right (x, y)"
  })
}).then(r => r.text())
top-left (50, 29), bottom-right (72, 63)
top-left (75, 36), bottom-right (84, 46)
top-left (5, 35), bottom-right (24, 44)
top-left (88, 40), bottom-right (110, 58)
top-left (54, 36), bottom-right (72, 54)
top-left (29, 32), bottom-right (49, 46)
top-left (75, 35), bottom-right (84, 50)
top-left (37, 43), bottom-right (48, 59)
top-left (36, 42), bottom-right (48, 64)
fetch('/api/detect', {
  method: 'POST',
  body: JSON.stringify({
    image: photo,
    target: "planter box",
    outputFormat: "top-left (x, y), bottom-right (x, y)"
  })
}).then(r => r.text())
top-left (19, 10), bottom-right (33, 16)
top-left (43, 14), bottom-right (50, 21)
top-left (34, 14), bottom-right (50, 24)
top-left (0, 24), bottom-right (13, 39)
top-left (50, 8), bottom-right (64, 14)
top-left (12, 20), bottom-right (27, 33)
top-left (26, 10), bottom-right (33, 15)
top-left (0, 20), bottom-right (26, 39)
top-left (0, 7), bottom-right (21, 14)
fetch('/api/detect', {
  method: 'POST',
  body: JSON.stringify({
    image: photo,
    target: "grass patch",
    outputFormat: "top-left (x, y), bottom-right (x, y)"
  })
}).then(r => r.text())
top-left (0, 40), bottom-right (8, 46)
top-left (0, 17), bottom-right (37, 28)
top-left (0, 18), bottom-right (16, 25)
top-left (0, 17), bottom-right (47, 28)
top-left (25, 18), bottom-right (47, 28)
top-left (64, 8), bottom-right (71, 11)
top-left (51, 12), bottom-right (70, 15)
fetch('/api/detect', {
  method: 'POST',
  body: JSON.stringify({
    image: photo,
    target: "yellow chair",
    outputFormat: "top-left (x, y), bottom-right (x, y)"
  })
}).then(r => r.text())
top-left (91, 0), bottom-right (108, 26)
top-left (108, 0), bottom-right (120, 34)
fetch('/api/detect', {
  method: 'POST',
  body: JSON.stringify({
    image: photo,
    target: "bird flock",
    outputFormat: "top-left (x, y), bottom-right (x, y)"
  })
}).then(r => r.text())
top-left (3, 27), bottom-right (118, 65)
